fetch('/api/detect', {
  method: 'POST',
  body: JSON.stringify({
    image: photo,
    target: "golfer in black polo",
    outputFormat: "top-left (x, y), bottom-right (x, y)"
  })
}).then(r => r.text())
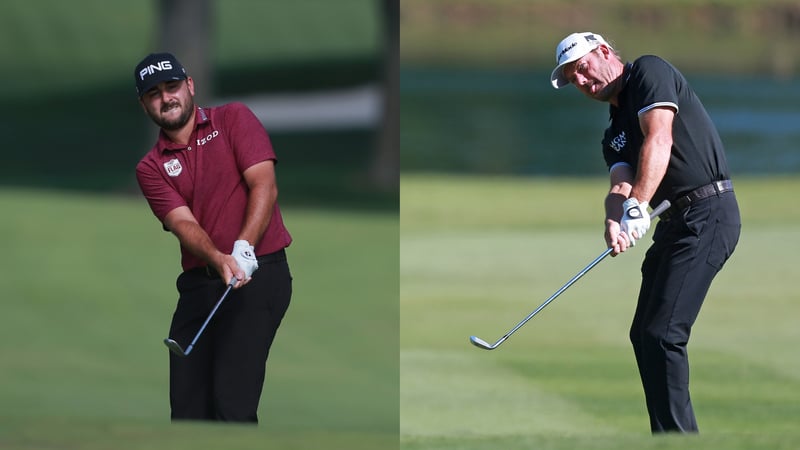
top-left (550, 32), bottom-right (741, 433)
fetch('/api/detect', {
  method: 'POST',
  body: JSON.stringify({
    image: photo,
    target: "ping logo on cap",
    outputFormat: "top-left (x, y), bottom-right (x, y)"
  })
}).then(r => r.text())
top-left (139, 61), bottom-right (174, 80)
top-left (134, 52), bottom-right (187, 96)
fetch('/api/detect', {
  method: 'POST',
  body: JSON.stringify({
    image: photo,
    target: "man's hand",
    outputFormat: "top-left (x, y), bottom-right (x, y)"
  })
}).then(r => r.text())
top-left (232, 240), bottom-right (259, 280)
top-left (619, 197), bottom-right (650, 246)
top-left (605, 219), bottom-right (631, 256)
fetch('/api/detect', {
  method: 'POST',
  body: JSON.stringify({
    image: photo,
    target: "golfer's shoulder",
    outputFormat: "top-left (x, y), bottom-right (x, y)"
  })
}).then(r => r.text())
top-left (632, 55), bottom-right (679, 76)
top-left (209, 102), bottom-right (260, 129)
top-left (214, 101), bottom-right (255, 117)
top-left (135, 143), bottom-right (163, 173)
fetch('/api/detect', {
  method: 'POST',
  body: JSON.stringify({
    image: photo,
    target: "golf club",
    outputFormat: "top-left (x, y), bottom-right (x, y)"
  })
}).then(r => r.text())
top-left (164, 276), bottom-right (238, 357)
top-left (470, 199), bottom-right (671, 350)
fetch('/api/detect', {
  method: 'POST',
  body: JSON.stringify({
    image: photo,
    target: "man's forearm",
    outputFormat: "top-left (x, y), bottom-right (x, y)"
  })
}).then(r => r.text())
top-left (632, 108), bottom-right (674, 203)
top-left (168, 217), bottom-right (225, 267)
top-left (237, 182), bottom-right (276, 247)
top-left (630, 141), bottom-right (670, 203)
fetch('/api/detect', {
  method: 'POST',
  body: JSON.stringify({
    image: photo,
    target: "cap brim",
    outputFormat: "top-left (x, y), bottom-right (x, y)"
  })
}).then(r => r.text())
top-left (552, 45), bottom-right (594, 89)
top-left (550, 64), bottom-right (570, 89)
top-left (137, 75), bottom-right (187, 97)
top-left (550, 59), bottom-right (577, 89)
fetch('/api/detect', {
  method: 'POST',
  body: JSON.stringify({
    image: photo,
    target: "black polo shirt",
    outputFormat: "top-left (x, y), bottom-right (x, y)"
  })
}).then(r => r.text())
top-left (602, 55), bottom-right (730, 205)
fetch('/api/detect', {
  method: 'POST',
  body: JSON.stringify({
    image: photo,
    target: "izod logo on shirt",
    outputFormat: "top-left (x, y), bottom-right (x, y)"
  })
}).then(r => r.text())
top-left (164, 158), bottom-right (183, 177)
top-left (197, 130), bottom-right (220, 147)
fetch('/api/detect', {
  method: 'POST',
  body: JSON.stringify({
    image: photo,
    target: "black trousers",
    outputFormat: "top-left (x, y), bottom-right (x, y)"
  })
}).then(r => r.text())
top-left (631, 192), bottom-right (740, 433)
top-left (168, 250), bottom-right (292, 422)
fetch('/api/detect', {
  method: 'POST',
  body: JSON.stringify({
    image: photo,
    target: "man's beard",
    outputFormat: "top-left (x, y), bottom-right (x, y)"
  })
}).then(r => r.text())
top-left (150, 98), bottom-right (195, 131)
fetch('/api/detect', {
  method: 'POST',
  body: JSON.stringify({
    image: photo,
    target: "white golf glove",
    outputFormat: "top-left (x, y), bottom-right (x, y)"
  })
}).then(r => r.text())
top-left (620, 198), bottom-right (650, 246)
top-left (231, 240), bottom-right (259, 278)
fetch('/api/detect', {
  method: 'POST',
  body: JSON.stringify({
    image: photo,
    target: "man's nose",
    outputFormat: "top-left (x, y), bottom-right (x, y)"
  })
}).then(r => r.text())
top-left (160, 89), bottom-right (173, 103)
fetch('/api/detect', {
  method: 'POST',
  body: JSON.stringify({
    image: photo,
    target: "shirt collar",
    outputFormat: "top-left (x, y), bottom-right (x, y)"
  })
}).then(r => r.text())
top-left (156, 106), bottom-right (209, 153)
top-left (608, 62), bottom-right (634, 119)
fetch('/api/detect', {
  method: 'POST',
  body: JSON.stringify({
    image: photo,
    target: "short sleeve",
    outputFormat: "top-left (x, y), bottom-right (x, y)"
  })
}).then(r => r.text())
top-left (135, 157), bottom-right (187, 222)
top-left (628, 56), bottom-right (680, 116)
top-left (222, 102), bottom-right (277, 172)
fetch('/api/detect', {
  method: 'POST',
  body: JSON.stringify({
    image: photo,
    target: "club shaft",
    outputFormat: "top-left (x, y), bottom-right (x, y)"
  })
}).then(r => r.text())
top-left (472, 199), bottom-right (671, 350)
top-left (491, 247), bottom-right (613, 346)
top-left (185, 283), bottom-right (234, 352)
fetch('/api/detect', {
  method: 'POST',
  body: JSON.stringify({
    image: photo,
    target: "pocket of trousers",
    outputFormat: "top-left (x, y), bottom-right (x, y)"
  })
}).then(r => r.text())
top-left (706, 221), bottom-right (741, 271)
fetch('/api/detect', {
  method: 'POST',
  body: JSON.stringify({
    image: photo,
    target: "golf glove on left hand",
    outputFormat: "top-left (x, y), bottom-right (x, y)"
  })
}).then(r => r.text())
top-left (620, 198), bottom-right (650, 246)
top-left (232, 240), bottom-right (259, 278)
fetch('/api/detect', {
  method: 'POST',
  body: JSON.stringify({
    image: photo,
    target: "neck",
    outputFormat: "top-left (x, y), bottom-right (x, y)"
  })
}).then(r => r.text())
top-left (607, 62), bottom-right (630, 108)
top-left (608, 84), bottom-right (620, 108)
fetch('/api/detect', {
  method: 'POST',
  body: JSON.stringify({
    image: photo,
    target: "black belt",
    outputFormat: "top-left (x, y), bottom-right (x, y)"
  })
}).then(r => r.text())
top-left (198, 248), bottom-right (287, 279)
top-left (661, 180), bottom-right (734, 221)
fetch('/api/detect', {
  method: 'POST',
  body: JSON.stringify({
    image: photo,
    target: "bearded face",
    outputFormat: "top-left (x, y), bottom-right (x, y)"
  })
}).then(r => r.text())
top-left (140, 79), bottom-right (196, 131)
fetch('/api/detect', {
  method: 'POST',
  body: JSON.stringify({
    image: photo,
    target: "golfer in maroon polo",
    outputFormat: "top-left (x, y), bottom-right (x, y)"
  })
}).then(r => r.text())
top-left (134, 52), bottom-right (292, 422)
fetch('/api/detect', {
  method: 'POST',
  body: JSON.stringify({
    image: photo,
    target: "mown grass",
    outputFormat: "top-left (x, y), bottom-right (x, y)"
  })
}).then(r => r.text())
top-left (400, 174), bottom-right (800, 450)
top-left (0, 188), bottom-right (398, 449)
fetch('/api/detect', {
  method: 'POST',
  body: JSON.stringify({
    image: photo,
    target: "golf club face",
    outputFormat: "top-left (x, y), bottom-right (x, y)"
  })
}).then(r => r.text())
top-left (162, 279), bottom-right (237, 358)
top-left (164, 338), bottom-right (188, 357)
top-left (469, 336), bottom-right (496, 350)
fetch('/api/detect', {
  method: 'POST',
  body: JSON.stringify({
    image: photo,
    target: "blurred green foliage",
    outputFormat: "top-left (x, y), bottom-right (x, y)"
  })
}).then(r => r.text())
top-left (0, 0), bottom-right (389, 204)
top-left (0, 0), bottom-right (381, 98)
top-left (400, 0), bottom-right (800, 76)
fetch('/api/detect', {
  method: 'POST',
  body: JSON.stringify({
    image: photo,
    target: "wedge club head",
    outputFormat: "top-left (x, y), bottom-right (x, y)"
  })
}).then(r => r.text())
top-left (164, 338), bottom-right (193, 357)
top-left (163, 277), bottom-right (237, 358)
top-left (469, 335), bottom-right (501, 350)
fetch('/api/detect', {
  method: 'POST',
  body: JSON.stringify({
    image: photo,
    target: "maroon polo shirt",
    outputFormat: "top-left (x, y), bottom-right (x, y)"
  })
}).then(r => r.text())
top-left (136, 102), bottom-right (292, 271)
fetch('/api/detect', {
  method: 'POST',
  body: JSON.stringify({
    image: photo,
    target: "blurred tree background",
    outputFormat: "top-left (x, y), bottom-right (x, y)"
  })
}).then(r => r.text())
top-left (400, 0), bottom-right (800, 176)
top-left (0, 0), bottom-right (397, 208)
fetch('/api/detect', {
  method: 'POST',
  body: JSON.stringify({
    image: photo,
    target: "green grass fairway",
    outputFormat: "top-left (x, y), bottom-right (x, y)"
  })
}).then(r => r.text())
top-left (0, 189), bottom-right (398, 449)
top-left (401, 174), bottom-right (800, 450)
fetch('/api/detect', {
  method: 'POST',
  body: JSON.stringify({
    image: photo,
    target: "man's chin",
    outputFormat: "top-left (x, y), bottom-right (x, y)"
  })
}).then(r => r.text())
top-left (591, 89), bottom-right (612, 102)
top-left (152, 108), bottom-right (192, 130)
top-left (160, 118), bottom-right (187, 131)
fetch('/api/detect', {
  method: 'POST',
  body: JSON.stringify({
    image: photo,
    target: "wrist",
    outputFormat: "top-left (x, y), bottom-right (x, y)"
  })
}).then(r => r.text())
top-left (233, 239), bottom-right (253, 252)
top-left (207, 250), bottom-right (228, 270)
top-left (622, 197), bottom-right (639, 210)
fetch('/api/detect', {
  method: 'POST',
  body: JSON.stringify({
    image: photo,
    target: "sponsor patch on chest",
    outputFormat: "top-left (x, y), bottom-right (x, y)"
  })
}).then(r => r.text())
top-left (610, 131), bottom-right (627, 153)
top-left (163, 158), bottom-right (183, 177)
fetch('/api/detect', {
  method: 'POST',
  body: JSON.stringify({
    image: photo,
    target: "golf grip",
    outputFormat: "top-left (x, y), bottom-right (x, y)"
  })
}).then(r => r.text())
top-left (649, 199), bottom-right (671, 219)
